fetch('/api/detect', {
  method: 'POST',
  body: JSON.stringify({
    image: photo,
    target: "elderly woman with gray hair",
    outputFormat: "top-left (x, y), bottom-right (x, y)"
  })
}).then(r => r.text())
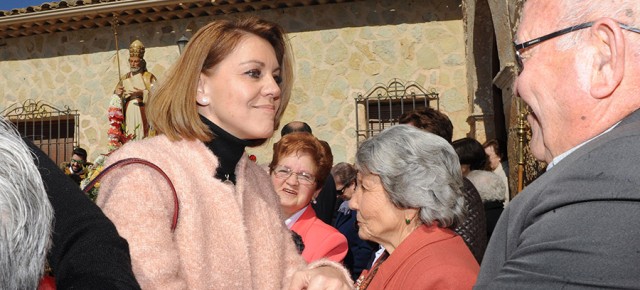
top-left (351, 125), bottom-right (479, 289)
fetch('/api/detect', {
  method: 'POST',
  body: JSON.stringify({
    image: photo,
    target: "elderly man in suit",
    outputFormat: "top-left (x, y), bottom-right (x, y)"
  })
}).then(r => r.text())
top-left (475, 0), bottom-right (640, 288)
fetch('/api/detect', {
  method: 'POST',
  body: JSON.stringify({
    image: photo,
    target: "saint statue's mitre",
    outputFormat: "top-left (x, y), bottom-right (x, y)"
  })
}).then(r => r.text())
top-left (129, 40), bottom-right (145, 58)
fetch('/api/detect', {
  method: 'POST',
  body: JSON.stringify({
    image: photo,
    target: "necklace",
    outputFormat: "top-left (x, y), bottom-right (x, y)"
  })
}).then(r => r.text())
top-left (222, 174), bottom-right (234, 186)
top-left (354, 251), bottom-right (389, 290)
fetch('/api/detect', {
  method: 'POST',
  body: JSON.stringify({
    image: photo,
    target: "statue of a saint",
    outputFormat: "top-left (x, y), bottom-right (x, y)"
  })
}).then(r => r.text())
top-left (114, 40), bottom-right (157, 140)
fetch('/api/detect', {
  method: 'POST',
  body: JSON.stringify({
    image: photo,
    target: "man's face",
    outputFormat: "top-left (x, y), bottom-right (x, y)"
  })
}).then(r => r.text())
top-left (70, 154), bottom-right (85, 173)
top-left (515, 0), bottom-right (588, 161)
top-left (129, 56), bottom-right (142, 73)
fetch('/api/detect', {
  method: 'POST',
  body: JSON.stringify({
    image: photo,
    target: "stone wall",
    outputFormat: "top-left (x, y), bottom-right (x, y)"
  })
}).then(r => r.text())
top-left (0, 0), bottom-right (469, 165)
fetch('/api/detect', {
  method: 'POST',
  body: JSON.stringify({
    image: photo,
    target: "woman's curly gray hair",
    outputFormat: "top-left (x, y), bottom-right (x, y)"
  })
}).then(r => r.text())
top-left (355, 125), bottom-right (466, 228)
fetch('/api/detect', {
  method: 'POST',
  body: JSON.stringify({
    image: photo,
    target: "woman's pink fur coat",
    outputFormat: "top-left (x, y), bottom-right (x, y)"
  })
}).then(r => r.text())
top-left (96, 135), bottom-right (348, 289)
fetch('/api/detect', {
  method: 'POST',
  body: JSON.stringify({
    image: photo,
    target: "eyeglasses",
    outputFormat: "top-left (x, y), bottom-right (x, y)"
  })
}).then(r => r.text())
top-left (272, 165), bottom-right (316, 185)
top-left (514, 21), bottom-right (640, 74)
top-left (71, 159), bottom-right (85, 165)
top-left (337, 178), bottom-right (356, 195)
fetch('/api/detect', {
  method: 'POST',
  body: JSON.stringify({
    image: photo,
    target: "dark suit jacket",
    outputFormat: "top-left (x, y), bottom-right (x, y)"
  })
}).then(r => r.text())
top-left (333, 202), bottom-right (374, 281)
top-left (28, 141), bottom-right (140, 289)
top-left (313, 174), bottom-right (339, 225)
top-left (483, 200), bottom-right (503, 240)
top-left (475, 110), bottom-right (640, 289)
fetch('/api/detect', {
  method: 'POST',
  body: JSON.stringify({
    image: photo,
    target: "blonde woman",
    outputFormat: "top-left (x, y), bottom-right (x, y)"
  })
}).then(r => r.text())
top-left (97, 17), bottom-right (350, 289)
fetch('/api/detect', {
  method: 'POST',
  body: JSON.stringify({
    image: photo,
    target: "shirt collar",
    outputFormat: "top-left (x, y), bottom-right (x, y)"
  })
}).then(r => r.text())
top-left (547, 121), bottom-right (621, 170)
top-left (285, 205), bottom-right (308, 229)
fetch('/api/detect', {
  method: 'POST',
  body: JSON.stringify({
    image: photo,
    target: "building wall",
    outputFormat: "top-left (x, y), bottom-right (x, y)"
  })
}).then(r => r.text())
top-left (0, 0), bottom-right (468, 165)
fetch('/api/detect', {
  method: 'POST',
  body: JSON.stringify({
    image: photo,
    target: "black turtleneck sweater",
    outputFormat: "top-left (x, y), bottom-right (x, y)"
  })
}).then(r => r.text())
top-left (200, 115), bottom-right (257, 185)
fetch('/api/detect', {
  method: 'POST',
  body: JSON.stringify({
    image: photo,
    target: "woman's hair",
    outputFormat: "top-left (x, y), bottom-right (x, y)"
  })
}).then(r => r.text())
top-left (482, 139), bottom-right (504, 159)
top-left (0, 119), bottom-right (53, 289)
top-left (355, 125), bottom-right (466, 228)
top-left (452, 137), bottom-right (488, 171)
top-left (148, 16), bottom-right (293, 145)
top-left (269, 132), bottom-right (332, 190)
top-left (466, 170), bottom-right (505, 202)
top-left (330, 162), bottom-right (357, 186)
top-left (398, 108), bottom-right (453, 143)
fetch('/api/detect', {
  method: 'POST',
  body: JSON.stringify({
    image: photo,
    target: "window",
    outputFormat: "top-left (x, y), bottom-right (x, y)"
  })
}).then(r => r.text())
top-left (355, 79), bottom-right (439, 144)
top-left (2, 100), bottom-right (79, 165)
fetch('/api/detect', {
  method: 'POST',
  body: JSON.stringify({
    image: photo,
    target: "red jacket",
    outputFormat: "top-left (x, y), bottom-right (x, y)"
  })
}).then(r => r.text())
top-left (291, 206), bottom-right (348, 263)
top-left (363, 225), bottom-right (479, 289)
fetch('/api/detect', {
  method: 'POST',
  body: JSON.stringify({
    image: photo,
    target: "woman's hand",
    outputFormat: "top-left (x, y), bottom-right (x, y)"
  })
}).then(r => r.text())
top-left (287, 266), bottom-right (353, 290)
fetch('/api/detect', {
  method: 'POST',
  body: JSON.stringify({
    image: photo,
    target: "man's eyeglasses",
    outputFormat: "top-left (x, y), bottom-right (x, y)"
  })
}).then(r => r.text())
top-left (337, 178), bottom-right (357, 195)
top-left (273, 165), bottom-right (316, 185)
top-left (71, 159), bottom-right (85, 165)
top-left (514, 21), bottom-right (640, 74)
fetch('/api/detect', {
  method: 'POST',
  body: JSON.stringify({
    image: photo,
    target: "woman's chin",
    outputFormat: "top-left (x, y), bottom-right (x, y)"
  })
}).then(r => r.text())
top-left (356, 227), bottom-right (371, 241)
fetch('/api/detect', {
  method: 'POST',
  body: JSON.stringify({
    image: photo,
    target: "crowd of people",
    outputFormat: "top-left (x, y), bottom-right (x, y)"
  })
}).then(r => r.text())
top-left (3, 0), bottom-right (640, 288)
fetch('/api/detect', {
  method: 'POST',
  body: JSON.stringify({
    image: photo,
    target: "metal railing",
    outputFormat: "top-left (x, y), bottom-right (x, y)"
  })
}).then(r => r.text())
top-left (355, 78), bottom-right (439, 144)
top-left (1, 99), bottom-right (79, 165)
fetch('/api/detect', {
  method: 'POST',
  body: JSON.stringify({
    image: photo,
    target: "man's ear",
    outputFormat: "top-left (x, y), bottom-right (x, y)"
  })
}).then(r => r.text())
top-left (590, 18), bottom-right (625, 99)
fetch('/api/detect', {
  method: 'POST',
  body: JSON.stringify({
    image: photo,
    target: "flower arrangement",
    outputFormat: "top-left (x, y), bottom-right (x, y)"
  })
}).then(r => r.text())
top-left (80, 155), bottom-right (106, 202)
top-left (80, 94), bottom-right (136, 201)
top-left (107, 95), bottom-right (136, 150)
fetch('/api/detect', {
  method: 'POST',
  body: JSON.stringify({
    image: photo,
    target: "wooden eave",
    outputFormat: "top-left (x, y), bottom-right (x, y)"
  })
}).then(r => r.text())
top-left (0, 0), bottom-right (360, 39)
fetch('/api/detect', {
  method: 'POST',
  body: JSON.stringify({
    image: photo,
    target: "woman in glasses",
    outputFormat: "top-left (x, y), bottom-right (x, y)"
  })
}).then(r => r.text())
top-left (270, 132), bottom-right (348, 263)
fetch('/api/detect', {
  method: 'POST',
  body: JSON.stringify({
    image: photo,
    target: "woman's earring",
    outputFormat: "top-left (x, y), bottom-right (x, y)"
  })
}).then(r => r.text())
top-left (311, 198), bottom-right (317, 204)
top-left (405, 218), bottom-right (411, 225)
top-left (197, 96), bottom-right (209, 106)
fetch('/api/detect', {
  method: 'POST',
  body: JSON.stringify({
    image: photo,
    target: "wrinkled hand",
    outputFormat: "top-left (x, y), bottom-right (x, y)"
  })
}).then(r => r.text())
top-left (287, 266), bottom-right (353, 290)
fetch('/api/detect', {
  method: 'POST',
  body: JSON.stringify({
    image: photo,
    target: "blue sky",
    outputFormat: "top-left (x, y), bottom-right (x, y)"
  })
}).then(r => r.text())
top-left (0, 0), bottom-right (54, 11)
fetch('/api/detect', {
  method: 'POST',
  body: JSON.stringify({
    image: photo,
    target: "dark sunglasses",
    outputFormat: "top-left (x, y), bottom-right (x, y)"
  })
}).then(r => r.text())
top-left (337, 178), bottom-right (357, 195)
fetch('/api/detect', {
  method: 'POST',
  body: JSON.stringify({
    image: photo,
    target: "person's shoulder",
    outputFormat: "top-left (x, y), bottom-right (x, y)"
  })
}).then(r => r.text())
top-left (79, 166), bottom-right (91, 175)
top-left (243, 157), bottom-right (269, 175)
top-left (333, 208), bottom-right (354, 225)
top-left (59, 162), bottom-right (70, 171)
top-left (106, 135), bottom-right (179, 163)
top-left (309, 215), bottom-right (346, 240)
top-left (143, 71), bottom-right (157, 79)
top-left (406, 235), bottom-right (478, 269)
top-left (383, 240), bottom-right (478, 289)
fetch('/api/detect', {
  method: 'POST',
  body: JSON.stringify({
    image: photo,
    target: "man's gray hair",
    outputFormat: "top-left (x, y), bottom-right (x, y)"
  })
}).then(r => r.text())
top-left (557, 0), bottom-right (638, 50)
top-left (355, 125), bottom-right (466, 227)
top-left (0, 119), bottom-right (54, 289)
